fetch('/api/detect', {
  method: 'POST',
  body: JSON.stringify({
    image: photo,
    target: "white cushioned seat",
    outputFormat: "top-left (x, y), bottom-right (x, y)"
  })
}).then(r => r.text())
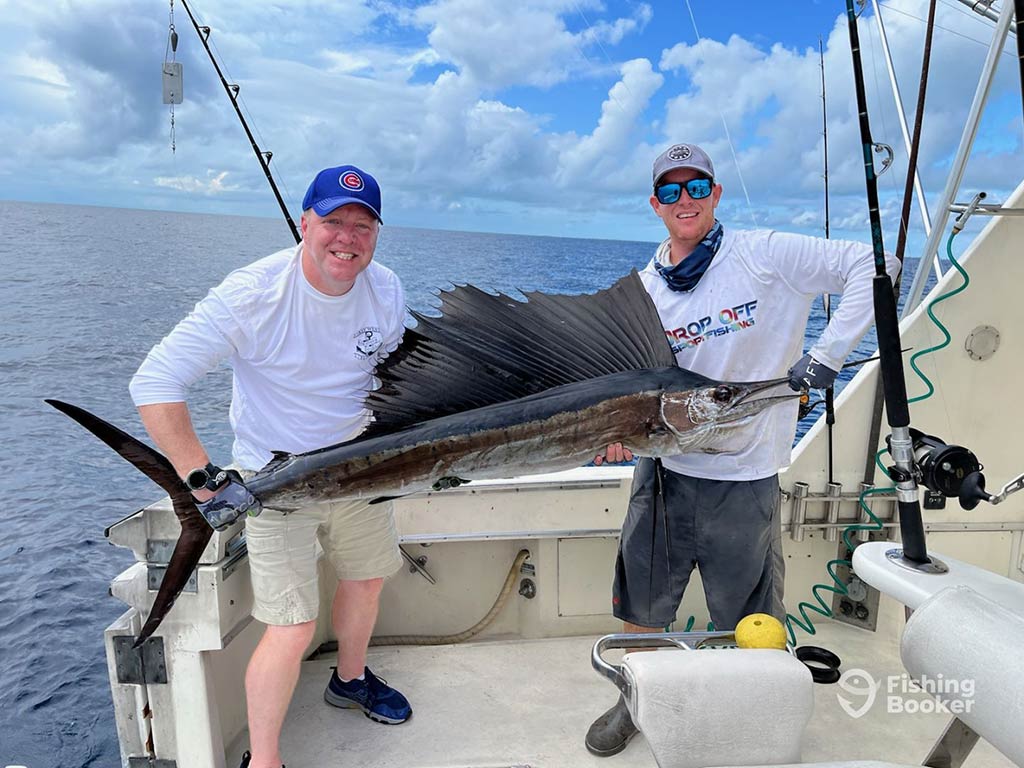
top-left (622, 648), bottom-right (813, 768)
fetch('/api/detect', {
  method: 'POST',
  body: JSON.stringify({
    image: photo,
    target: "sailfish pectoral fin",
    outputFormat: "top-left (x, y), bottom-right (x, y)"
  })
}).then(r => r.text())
top-left (367, 476), bottom-right (474, 505)
top-left (45, 399), bottom-right (212, 645)
top-left (431, 476), bottom-right (471, 491)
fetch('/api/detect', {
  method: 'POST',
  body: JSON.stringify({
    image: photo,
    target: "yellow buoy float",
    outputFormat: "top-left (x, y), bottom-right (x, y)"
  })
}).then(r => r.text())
top-left (734, 613), bottom-right (788, 650)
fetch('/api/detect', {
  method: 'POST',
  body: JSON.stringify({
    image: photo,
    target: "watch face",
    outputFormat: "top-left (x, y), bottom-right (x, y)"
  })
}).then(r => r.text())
top-left (186, 468), bottom-right (209, 490)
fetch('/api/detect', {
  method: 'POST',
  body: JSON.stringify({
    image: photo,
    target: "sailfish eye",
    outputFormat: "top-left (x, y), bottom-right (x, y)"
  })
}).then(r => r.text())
top-left (712, 386), bottom-right (733, 404)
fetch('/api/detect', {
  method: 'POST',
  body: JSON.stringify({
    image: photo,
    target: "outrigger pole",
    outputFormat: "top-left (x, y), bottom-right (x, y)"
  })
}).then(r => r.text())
top-left (843, 0), bottom-right (929, 563)
top-left (178, 0), bottom-right (301, 244)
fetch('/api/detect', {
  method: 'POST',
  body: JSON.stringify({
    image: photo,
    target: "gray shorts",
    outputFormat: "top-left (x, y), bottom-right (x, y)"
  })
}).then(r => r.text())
top-left (612, 458), bottom-right (784, 630)
top-left (238, 471), bottom-right (402, 626)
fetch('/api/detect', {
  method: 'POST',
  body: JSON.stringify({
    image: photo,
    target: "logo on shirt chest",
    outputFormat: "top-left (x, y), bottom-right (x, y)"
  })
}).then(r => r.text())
top-left (354, 327), bottom-right (384, 358)
top-left (665, 299), bottom-right (758, 352)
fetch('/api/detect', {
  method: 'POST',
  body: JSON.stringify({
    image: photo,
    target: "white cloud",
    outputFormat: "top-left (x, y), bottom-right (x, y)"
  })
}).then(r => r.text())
top-left (154, 171), bottom-right (237, 195)
top-left (556, 58), bottom-right (664, 188)
top-left (0, 0), bottom-right (1019, 242)
top-left (11, 53), bottom-right (69, 90)
top-left (412, 0), bottom-right (646, 90)
top-left (578, 3), bottom-right (653, 46)
top-left (322, 50), bottom-right (373, 74)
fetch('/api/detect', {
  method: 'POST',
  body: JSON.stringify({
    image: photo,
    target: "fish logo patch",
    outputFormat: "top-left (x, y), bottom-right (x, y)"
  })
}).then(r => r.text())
top-left (354, 327), bottom-right (383, 358)
top-left (341, 171), bottom-right (364, 191)
top-left (668, 144), bottom-right (691, 161)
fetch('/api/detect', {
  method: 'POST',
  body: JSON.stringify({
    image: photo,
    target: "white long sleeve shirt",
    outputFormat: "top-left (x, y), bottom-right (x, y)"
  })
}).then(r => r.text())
top-left (130, 244), bottom-right (406, 470)
top-left (641, 228), bottom-right (900, 481)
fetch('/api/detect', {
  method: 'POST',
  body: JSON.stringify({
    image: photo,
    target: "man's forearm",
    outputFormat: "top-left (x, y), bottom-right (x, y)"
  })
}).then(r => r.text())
top-left (138, 402), bottom-right (213, 492)
top-left (810, 244), bottom-right (901, 368)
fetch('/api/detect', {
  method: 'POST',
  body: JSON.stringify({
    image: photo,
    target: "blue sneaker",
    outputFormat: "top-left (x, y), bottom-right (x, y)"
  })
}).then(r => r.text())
top-left (237, 751), bottom-right (283, 768)
top-left (324, 667), bottom-right (412, 724)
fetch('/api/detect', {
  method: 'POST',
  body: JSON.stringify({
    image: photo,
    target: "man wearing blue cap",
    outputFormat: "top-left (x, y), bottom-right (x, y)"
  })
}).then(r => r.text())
top-left (130, 164), bottom-right (411, 768)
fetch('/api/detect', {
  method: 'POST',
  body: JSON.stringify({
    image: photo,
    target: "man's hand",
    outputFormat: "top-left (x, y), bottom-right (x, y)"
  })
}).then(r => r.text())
top-left (787, 354), bottom-right (839, 392)
top-left (195, 470), bottom-right (262, 531)
top-left (594, 442), bottom-right (634, 466)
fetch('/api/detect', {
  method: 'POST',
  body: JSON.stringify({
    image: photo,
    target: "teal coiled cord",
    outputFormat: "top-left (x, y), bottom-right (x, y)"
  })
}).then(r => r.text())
top-left (906, 232), bottom-right (971, 404)
top-left (782, 230), bottom-right (967, 645)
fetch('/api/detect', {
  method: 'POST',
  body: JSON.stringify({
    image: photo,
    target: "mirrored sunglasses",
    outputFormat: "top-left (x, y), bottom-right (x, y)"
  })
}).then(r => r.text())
top-left (655, 178), bottom-right (713, 204)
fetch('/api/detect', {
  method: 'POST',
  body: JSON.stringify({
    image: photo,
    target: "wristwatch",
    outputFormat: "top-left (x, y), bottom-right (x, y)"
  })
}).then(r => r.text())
top-left (185, 463), bottom-right (229, 493)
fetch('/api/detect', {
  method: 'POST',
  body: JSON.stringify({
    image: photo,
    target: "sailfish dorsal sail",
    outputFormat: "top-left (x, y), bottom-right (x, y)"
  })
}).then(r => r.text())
top-left (361, 269), bottom-right (675, 437)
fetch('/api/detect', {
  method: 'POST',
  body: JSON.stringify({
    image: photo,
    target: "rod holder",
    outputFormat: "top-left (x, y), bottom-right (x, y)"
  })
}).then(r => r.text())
top-left (790, 482), bottom-right (809, 542)
top-left (824, 482), bottom-right (843, 542)
top-left (857, 482), bottom-right (876, 543)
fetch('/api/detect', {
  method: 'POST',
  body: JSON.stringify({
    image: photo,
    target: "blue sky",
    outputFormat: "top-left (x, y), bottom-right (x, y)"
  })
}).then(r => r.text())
top-left (1, 0), bottom-right (1021, 245)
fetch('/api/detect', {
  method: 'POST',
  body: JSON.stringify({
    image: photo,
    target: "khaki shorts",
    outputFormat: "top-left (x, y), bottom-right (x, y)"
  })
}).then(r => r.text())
top-left (240, 472), bottom-right (402, 625)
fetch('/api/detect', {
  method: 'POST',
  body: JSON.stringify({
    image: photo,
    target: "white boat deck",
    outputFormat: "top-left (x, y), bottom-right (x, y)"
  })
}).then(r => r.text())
top-left (226, 619), bottom-right (1016, 768)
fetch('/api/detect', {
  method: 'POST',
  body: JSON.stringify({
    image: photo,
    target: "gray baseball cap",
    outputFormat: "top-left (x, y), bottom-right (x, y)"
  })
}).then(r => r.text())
top-left (652, 143), bottom-right (715, 186)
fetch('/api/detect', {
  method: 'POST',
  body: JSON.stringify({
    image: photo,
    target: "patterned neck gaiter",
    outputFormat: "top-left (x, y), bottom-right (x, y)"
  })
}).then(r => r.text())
top-left (654, 220), bottom-right (724, 292)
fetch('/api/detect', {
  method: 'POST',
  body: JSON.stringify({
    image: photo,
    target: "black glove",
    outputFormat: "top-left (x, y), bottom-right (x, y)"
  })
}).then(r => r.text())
top-left (787, 354), bottom-right (839, 392)
top-left (196, 469), bottom-right (262, 531)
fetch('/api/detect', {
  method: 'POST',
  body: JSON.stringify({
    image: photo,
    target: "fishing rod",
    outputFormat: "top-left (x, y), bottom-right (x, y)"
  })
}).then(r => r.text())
top-left (843, 0), bottom-right (929, 564)
top-left (1016, 0), bottom-right (1024, 124)
top-left (178, 0), bottom-right (301, 244)
top-left (819, 36), bottom-right (836, 485)
top-left (861, 0), bottom-right (936, 488)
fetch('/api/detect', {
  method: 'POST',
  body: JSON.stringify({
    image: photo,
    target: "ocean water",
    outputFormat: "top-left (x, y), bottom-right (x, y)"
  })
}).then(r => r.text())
top-left (0, 200), bottom-right (893, 767)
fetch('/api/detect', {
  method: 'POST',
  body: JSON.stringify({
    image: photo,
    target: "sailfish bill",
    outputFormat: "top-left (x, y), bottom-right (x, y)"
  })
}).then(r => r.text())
top-left (48, 271), bottom-right (797, 644)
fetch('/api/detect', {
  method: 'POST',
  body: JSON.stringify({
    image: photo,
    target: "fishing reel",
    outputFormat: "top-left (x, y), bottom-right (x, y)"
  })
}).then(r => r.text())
top-left (797, 391), bottom-right (818, 420)
top-left (887, 428), bottom-right (1024, 510)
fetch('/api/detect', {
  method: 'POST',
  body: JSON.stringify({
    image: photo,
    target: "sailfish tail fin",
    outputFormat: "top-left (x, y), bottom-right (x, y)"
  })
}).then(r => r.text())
top-left (45, 399), bottom-right (213, 646)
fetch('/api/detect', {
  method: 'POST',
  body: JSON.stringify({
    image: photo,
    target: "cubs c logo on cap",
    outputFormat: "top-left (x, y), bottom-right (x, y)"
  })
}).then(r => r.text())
top-left (340, 171), bottom-right (364, 191)
top-left (668, 144), bottom-right (691, 161)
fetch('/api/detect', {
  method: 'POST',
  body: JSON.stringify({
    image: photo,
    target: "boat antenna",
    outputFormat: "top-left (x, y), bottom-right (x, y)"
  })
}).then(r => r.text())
top-left (819, 36), bottom-right (836, 485)
top-left (843, 0), bottom-right (929, 564)
top-left (177, 0), bottom-right (300, 244)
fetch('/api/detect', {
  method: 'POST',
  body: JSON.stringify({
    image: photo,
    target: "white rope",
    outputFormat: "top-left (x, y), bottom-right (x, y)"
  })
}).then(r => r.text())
top-left (570, 0), bottom-right (632, 115)
top-left (683, 0), bottom-right (758, 227)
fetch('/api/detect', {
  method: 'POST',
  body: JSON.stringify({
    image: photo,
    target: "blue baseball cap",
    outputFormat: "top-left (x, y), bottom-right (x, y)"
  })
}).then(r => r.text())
top-left (302, 164), bottom-right (382, 222)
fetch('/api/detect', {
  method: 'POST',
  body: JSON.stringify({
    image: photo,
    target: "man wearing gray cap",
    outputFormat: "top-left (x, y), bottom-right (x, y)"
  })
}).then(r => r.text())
top-left (586, 143), bottom-right (900, 756)
top-left (130, 164), bottom-right (412, 768)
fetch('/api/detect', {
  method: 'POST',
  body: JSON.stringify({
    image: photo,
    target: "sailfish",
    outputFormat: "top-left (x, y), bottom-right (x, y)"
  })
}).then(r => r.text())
top-left (47, 270), bottom-right (795, 645)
